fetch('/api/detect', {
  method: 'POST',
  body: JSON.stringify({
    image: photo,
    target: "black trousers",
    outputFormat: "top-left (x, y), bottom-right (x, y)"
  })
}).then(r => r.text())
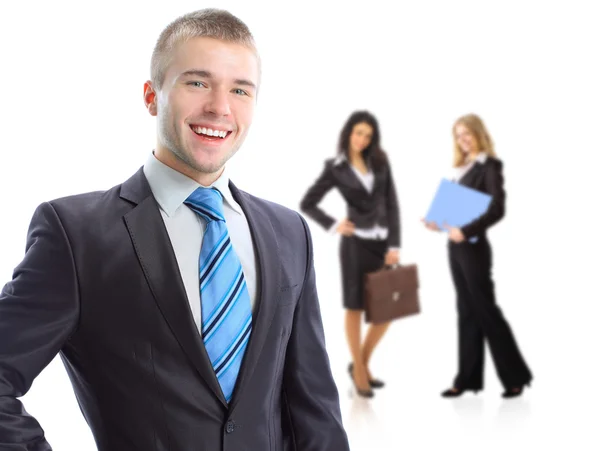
top-left (448, 237), bottom-right (532, 390)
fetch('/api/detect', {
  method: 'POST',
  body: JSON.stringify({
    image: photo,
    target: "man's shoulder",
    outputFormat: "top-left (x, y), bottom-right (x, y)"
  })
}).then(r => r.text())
top-left (48, 184), bottom-right (121, 211)
top-left (41, 179), bottom-right (132, 226)
top-left (235, 188), bottom-right (307, 231)
top-left (47, 166), bottom-right (145, 210)
top-left (237, 189), bottom-right (299, 218)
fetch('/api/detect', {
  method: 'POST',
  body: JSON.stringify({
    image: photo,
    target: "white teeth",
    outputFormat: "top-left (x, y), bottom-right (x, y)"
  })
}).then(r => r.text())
top-left (192, 126), bottom-right (228, 138)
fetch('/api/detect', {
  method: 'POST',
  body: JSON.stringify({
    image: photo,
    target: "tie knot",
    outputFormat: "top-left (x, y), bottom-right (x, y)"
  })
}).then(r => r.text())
top-left (185, 187), bottom-right (225, 222)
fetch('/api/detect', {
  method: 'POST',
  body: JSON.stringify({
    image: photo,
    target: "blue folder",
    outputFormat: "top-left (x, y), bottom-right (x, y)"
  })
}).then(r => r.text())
top-left (424, 178), bottom-right (492, 242)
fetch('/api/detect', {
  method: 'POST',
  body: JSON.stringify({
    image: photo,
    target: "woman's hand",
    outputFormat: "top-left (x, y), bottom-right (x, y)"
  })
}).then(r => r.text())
top-left (421, 218), bottom-right (441, 232)
top-left (421, 218), bottom-right (466, 242)
top-left (336, 218), bottom-right (355, 236)
top-left (444, 224), bottom-right (466, 243)
top-left (384, 249), bottom-right (400, 266)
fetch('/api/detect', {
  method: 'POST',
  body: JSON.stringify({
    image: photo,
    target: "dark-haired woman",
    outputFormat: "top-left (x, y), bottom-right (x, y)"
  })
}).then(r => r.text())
top-left (300, 111), bottom-right (401, 398)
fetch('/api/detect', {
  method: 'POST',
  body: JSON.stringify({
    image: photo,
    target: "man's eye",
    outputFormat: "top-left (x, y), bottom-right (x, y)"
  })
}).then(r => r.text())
top-left (234, 88), bottom-right (248, 96)
top-left (189, 81), bottom-right (205, 88)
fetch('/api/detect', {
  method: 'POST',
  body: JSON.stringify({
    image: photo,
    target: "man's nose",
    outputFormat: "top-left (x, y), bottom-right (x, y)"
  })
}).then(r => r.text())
top-left (203, 89), bottom-right (231, 117)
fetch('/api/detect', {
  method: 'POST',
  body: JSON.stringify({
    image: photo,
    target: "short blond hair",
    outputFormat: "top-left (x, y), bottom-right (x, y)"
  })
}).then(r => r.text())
top-left (150, 8), bottom-right (259, 90)
top-left (452, 113), bottom-right (497, 167)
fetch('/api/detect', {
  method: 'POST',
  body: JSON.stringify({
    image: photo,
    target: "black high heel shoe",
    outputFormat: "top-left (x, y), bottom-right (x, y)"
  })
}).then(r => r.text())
top-left (347, 363), bottom-right (374, 398)
top-left (348, 363), bottom-right (385, 389)
top-left (502, 382), bottom-right (530, 398)
top-left (441, 387), bottom-right (480, 398)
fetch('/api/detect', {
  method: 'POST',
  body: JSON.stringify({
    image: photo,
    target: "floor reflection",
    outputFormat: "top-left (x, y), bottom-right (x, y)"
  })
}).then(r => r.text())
top-left (450, 395), bottom-right (485, 419)
top-left (350, 390), bottom-right (377, 420)
top-left (496, 397), bottom-right (532, 427)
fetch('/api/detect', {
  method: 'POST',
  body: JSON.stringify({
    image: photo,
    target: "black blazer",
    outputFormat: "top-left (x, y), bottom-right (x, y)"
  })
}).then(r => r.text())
top-left (0, 168), bottom-right (350, 451)
top-left (299, 155), bottom-right (401, 248)
top-left (456, 155), bottom-right (506, 239)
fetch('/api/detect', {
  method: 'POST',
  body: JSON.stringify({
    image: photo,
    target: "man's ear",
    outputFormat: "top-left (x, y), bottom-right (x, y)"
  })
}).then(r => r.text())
top-left (143, 81), bottom-right (158, 116)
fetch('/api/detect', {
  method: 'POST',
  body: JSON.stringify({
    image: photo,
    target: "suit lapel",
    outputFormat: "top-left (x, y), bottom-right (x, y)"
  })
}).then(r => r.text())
top-left (371, 165), bottom-right (385, 194)
top-left (459, 161), bottom-right (484, 187)
top-left (338, 161), bottom-right (372, 196)
top-left (227, 181), bottom-right (282, 411)
top-left (120, 168), bottom-right (228, 408)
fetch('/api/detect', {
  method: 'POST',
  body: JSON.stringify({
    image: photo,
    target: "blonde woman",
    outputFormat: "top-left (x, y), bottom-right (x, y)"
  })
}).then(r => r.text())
top-left (423, 114), bottom-right (532, 398)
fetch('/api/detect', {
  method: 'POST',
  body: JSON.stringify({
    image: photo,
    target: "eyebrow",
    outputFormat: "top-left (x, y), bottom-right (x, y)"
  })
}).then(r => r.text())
top-left (179, 69), bottom-right (256, 89)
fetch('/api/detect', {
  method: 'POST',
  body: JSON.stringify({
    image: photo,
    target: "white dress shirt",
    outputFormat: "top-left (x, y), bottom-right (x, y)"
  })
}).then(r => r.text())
top-left (451, 152), bottom-right (488, 181)
top-left (328, 155), bottom-right (396, 247)
top-left (143, 152), bottom-right (257, 333)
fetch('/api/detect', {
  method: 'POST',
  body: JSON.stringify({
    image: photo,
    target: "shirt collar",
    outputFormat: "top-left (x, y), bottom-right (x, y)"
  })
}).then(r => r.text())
top-left (468, 152), bottom-right (488, 164)
top-left (142, 152), bottom-right (243, 218)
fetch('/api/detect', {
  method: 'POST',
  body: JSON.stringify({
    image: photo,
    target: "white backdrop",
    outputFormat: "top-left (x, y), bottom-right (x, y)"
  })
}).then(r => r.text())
top-left (1, 1), bottom-right (599, 450)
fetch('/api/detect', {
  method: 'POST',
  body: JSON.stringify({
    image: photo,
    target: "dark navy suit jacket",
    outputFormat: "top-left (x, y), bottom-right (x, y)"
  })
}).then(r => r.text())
top-left (0, 167), bottom-right (349, 451)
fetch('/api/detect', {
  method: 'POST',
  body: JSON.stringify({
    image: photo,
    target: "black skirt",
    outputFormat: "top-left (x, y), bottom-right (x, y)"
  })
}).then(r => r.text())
top-left (339, 235), bottom-right (388, 310)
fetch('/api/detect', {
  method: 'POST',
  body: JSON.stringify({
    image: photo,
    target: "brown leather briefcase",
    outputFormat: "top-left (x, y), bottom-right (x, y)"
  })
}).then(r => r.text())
top-left (364, 263), bottom-right (420, 324)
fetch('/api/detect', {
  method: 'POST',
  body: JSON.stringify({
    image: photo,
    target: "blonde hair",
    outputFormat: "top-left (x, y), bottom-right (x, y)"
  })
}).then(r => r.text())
top-left (452, 114), bottom-right (497, 167)
top-left (150, 8), bottom-right (259, 90)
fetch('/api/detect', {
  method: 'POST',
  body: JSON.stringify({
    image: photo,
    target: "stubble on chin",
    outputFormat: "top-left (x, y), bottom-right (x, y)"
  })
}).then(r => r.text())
top-left (160, 125), bottom-right (218, 176)
top-left (172, 141), bottom-right (240, 178)
top-left (180, 152), bottom-right (227, 175)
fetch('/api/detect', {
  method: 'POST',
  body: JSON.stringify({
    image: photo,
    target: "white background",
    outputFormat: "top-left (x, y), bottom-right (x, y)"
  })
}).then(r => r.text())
top-left (1, 1), bottom-right (599, 450)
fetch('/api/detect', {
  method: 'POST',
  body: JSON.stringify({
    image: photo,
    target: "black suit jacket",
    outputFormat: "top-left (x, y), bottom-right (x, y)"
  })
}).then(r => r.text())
top-left (299, 155), bottom-right (401, 247)
top-left (0, 168), bottom-right (350, 451)
top-left (456, 156), bottom-right (506, 239)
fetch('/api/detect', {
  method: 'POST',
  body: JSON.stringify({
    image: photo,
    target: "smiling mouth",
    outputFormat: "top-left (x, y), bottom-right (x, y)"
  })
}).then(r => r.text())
top-left (190, 125), bottom-right (231, 139)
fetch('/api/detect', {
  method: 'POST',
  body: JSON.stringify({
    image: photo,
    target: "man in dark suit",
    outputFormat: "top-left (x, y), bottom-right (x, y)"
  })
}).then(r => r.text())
top-left (0, 9), bottom-right (350, 451)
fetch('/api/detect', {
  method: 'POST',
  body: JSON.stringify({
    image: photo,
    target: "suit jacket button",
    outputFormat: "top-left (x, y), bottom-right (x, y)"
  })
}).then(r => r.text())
top-left (226, 420), bottom-right (235, 434)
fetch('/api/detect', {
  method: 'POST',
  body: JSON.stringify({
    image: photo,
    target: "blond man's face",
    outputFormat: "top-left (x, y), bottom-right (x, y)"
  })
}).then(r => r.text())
top-left (148, 37), bottom-right (259, 176)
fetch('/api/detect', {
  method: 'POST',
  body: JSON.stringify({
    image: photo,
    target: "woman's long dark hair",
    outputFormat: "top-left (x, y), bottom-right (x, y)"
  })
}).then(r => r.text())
top-left (337, 110), bottom-right (387, 169)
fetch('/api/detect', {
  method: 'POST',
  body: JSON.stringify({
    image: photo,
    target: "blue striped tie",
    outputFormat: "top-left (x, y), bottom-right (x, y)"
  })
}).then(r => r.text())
top-left (184, 187), bottom-right (252, 402)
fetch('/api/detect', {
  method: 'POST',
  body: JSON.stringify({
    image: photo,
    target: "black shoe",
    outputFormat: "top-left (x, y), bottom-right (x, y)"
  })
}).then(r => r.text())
top-left (441, 387), bottom-right (480, 398)
top-left (369, 378), bottom-right (385, 389)
top-left (347, 363), bottom-right (375, 397)
top-left (502, 382), bottom-right (530, 398)
top-left (441, 387), bottom-right (464, 397)
top-left (348, 363), bottom-right (385, 389)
